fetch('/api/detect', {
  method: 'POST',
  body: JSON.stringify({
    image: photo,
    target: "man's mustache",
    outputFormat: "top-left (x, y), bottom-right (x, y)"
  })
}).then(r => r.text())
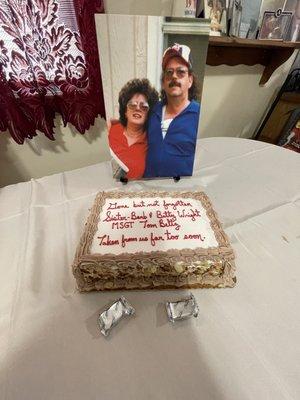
top-left (169, 81), bottom-right (181, 88)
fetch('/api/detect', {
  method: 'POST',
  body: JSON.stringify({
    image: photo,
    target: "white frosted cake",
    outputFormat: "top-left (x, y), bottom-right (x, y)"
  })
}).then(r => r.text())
top-left (72, 191), bottom-right (236, 291)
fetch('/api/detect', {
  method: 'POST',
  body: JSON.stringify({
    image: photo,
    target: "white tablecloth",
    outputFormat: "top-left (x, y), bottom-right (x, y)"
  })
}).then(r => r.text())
top-left (1, 138), bottom-right (300, 400)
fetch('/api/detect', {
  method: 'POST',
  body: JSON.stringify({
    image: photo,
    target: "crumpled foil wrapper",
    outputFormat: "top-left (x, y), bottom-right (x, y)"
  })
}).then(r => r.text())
top-left (166, 293), bottom-right (199, 322)
top-left (98, 296), bottom-right (135, 336)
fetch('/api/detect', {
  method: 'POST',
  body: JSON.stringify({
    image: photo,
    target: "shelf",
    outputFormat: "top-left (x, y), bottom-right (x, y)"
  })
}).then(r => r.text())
top-left (162, 18), bottom-right (210, 36)
top-left (207, 36), bottom-right (300, 85)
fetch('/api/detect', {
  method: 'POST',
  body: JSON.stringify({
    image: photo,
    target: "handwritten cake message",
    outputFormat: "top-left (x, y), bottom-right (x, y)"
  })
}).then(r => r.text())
top-left (90, 197), bottom-right (218, 255)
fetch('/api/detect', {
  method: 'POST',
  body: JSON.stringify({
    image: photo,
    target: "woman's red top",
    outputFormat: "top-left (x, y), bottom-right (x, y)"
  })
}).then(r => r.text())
top-left (108, 122), bottom-right (147, 179)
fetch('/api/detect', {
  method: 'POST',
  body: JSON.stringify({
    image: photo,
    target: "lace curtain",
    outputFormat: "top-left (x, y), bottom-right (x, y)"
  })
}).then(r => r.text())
top-left (0, 0), bottom-right (105, 144)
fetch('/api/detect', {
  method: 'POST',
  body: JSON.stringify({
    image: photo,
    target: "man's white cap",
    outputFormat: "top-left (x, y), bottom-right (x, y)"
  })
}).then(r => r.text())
top-left (162, 43), bottom-right (192, 70)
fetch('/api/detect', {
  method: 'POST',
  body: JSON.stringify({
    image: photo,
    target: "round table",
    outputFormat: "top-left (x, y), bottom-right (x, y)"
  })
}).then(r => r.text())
top-left (1, 138), bottom-right (300, 400)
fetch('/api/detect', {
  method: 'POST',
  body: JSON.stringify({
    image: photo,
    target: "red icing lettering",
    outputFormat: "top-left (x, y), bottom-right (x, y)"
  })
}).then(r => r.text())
top-left (156, 210), bottom-right (175, 219)
top-left (133, 200), bottom-right (145, 207)
top-left (163, 199), bottom-right (192, 210)
top-left (103, 211), bottom-right (127, 222)
top-left (121, 234), bottom-right (138, 248)
top-left (164, 229), bottom-right (179, 241)
top-left (159, 218), bottom-right (180, 230)
top-left (183, 234), bottom-right (205, 241)
top-left (130, 211), bottom-right (147, 220)
top-left (139, 220), bottom-right (157, 228)
top-left (176, 208), bottom-right (201, 221)
top-left (107, 202), bottom-right (129, 210)
top-left (97, 235), bottom-right (119, 246)
top-left (112, 221), bottom-right (134, 229)
top-left (146, 200), bottom-right (159, 207)
top-left (150, 232), bottom-right (165, 246)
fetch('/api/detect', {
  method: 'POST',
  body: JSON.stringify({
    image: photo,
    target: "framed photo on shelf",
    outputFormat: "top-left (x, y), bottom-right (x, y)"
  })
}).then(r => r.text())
top-left (229, 0), bottom-right (243, 37)
top-left (238, 0), bottom-right (262, 39)
top-left (284, 0), bottom-right (300, 41)
top-left (204, 0), bottom-right (227, 36)
top-left (257, 1), bottom-right (287, 32)
top-left (258, 10), bottom-right (292, 40)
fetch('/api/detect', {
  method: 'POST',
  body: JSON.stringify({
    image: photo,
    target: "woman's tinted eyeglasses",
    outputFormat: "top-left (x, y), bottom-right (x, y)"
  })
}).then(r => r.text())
top-left (164, 67), bottom-right (189, 80)
top-left (127, 101), bottom-right (149, 112)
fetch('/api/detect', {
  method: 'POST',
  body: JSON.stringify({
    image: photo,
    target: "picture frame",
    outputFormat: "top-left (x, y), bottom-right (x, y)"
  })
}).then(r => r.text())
top-left (284, 0), bottom-right (300, 41)
top-left (258, 10), bottom-right (292, 40)
top-left (229, 0), bottom-right (243, 37)
top-left (204, 0), bottom-right (227, 36)
top-left (95, 14), bottom-right (209, 181)
top-left (238, 0), bottom-right (262, 39)
top-left (257, 1), bottom-right (287, 31)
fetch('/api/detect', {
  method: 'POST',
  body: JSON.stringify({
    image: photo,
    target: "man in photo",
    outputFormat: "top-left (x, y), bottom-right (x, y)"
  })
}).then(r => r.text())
top-left (144, 43), bottom-right (200, 178)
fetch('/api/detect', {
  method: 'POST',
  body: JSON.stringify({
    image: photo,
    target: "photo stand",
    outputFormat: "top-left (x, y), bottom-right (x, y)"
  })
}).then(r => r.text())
top-left (119, 177), bottom-right (128, 185)
top-left (119, 176), bottom-right (181, 184)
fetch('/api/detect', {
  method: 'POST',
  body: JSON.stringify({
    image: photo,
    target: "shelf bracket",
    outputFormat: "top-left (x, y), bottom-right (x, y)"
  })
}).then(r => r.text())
top-left (259, 48), bottom-right (295, 85)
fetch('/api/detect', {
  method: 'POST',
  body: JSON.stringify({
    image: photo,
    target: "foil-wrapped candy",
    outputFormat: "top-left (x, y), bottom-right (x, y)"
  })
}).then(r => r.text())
top-left (98, 296), bottom-right (135, 336)
top-left (166, 293), bottom-right (199, 322)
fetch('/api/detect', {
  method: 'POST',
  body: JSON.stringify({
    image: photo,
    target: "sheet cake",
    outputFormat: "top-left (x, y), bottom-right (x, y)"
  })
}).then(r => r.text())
top-left (72, 191), bottom-right (236, 291)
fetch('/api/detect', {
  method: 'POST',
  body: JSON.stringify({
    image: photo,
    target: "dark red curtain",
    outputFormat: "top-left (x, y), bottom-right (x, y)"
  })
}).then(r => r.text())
top-left (0, 0), bottom-right (106, 144)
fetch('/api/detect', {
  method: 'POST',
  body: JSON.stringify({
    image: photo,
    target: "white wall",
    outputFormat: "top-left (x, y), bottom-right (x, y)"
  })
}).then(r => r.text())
top-left (199, 54), bottom-right (297, 138)
top-left (0, 116), bottom-right (110, 188)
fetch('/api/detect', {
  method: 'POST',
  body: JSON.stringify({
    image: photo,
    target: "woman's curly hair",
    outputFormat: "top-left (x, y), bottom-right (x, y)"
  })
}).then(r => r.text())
top-left (118, 78), bottom-right (159, 128)
top-left (160, 69), bottom-right (201, 105)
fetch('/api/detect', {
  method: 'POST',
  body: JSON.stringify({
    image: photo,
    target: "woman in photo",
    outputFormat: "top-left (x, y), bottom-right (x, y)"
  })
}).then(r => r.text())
top-left (109, 79), bottom-right (158, 180)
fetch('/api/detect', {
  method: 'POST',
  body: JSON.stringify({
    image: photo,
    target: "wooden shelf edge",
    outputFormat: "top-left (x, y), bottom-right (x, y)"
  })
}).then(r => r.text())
top-left (209, 36), bottom-right (300, 49)
top-left (207, 37), bottom-right (299, 85)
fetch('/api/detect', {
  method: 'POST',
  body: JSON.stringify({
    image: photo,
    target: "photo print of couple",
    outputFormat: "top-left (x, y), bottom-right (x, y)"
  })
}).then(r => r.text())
top-left (95, 14), bottom-right (209, 181)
